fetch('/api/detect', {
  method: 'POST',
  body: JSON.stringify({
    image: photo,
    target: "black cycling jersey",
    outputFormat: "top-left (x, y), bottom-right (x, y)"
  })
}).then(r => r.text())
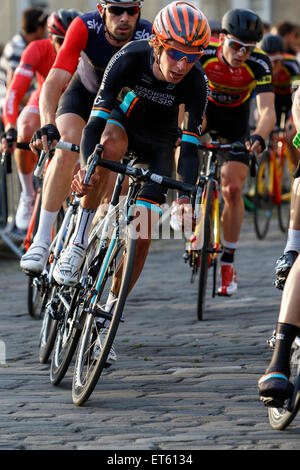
top-left (81, 39), bottom-right (209, 201)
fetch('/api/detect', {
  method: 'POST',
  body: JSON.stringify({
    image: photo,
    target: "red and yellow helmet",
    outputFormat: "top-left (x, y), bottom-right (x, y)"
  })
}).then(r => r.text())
top-left (153, 1), bottom-right (211, 48)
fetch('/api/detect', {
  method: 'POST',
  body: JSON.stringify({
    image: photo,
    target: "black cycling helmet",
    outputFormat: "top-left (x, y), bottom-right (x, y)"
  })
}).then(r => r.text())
top-left (222, 8), bottom-right (263, 43)
top-left (48, 9), bottom-right (80, 39)
top-left (261, 33), bottom-right (284, 54)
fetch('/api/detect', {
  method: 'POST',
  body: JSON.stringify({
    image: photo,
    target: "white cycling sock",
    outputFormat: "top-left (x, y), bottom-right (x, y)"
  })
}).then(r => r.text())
top-left (18, 171), bottom-right (35, 198)
top-left (284, 229), bottom-right (300, 253)
top-left (105, 291), bottom-right (118, 313)
top-left (70, 205), bottom-right (96, 249)
top-left (33, 208), bottom-right (58, 245)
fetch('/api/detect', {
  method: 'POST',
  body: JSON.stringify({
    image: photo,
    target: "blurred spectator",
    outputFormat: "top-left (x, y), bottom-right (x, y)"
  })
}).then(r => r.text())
top-left (273, 20), bottom-right (300, 55)
top-left (263, 21), bottom-right (271, 34)
top-left (208, 19), bottom-right (221, 40)
top-left (0, 7), bottom-right (48, 122)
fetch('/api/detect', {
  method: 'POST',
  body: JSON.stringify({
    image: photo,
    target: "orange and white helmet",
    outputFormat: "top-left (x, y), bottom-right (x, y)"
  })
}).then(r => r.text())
top-left (153, 1), bottom-right (211, 48)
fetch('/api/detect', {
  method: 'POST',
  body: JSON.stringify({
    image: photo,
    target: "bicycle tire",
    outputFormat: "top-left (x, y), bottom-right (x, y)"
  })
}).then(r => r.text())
top-left (277, 150), bottom-right (292, 233)
top-left (39, 286), bottom-right (59, 364)
top-left (72, 223), bottom-right (137, 406)
top-left (267, 341), bottom-right (300, 430)
top-left (197, 179), bottom-right (214, 321)
top-left (27, 206), bottom-right (64, 319)
top-left (50, 286), bottom-right (83, 385)
top-left (253, 150), bottom-right (273, 240)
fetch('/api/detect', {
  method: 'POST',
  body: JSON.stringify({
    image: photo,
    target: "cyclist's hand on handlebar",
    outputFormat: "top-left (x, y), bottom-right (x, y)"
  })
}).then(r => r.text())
top-left (170, 197), bottom-right (193, 233)
top-left (246, 134), bottom-right (266, 154)
top-left (71, 167), bottom-right (100, 196)
top-left (30, 124), bottom-right (60, 155)
top-left (1, 128), bottom-right (17, 152)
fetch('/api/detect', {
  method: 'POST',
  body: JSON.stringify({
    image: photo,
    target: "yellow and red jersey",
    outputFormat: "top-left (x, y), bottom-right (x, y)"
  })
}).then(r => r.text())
top-left (199, 39), bottom-right (273, 108)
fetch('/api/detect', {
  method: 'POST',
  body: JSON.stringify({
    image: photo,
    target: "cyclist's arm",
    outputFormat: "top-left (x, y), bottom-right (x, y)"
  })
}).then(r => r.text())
top-left (38, 68), bottom-right (72, 126)
top-left (292, 86), bottom-right (300, 149)
top-left (292, 86), bottom-right (300, 131)
top-left (177, 68), bottom-right (209, 193)
top-left (39, 16), bottom-right (88, 127)
top-left (2, 42), bottom-right (40, 129)
top-left (81, 47), bottom-right (132, 163)
top-left (253, 91), bottom-right (276, 142)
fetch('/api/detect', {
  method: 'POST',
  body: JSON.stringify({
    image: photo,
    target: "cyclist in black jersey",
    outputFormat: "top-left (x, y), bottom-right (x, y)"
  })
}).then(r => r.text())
top-left (258, 86), bottom-right (300, 407)
top-left (20, 0), bottom-right (152, 275)
top-left (52, 1), bottom-right (210, 297)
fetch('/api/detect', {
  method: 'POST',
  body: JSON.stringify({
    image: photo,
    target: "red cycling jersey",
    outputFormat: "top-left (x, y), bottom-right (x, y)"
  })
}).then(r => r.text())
top-left (3, 38), bottom-right (56, 127)
top-left (273, 53), bottom-right (300, 96)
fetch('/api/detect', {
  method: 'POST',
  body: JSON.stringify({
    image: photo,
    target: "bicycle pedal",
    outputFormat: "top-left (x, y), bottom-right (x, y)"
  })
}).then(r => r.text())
top-left (74, 320), bottom-right (84, 330)
top-left (49, 310), bottom-right (64, 321)
top-left (260, 396), bottom-right (284, 408)
top-left (273, 277), bottom-right (285, 290)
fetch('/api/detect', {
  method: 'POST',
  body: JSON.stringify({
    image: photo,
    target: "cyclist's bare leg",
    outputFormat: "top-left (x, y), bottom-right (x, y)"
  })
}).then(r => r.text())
top-left (110, 207), bottom-right (159, 295)
top-left (289, 177), bottom-right (300, 229)
top-left (220, 161), bottom-right (249, 243)
top-left (81, 122), bottom-right (128, 211)
top-left (278, 253), bottom-right (300, 326)
top-left (15, 110), bottom-right (39, 196)
top-left (41, 113), bottom-right (84, 213)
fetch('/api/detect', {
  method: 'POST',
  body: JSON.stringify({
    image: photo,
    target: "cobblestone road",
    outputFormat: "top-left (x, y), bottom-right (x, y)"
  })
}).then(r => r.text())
top-left (0, 214), bottom-right (299, 451)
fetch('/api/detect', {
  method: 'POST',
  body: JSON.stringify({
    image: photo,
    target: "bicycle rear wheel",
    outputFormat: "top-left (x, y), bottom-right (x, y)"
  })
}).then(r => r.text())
top-left (197, 179), bottom-right (214, 321)
top-left (253, 150), bottom-right (273, 240)
top-left (72, 223), bottom-right (136, 406)
top-left (268, 339), bottom-right (300, 430)
top-left (27, 206), bottom-right (64, 319)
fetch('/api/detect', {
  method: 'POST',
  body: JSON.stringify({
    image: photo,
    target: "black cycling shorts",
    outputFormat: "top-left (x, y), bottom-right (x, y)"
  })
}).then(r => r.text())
top-left (108, 106), bottom-right (177, 205)
top-left (204, 101), bottom-right (251, 166)
top-left (56, 73), bottom-right (96, 123)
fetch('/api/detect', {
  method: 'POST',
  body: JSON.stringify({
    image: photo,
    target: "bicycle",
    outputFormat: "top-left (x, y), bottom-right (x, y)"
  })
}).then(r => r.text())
top-left (183, 138), bottom-right (253, 321)
top-left (264, 336), bottom-right (300, 430)
top-left (25, 141), bottom-right (80, 319)
top-left (253, 123), bottom-right (294, 240)
top-left (66, 144), bottom-right (195, 406)
top-left (19, 142), bottom-right (81, 364)
top-left (0, 141), bottom-right (30, 258)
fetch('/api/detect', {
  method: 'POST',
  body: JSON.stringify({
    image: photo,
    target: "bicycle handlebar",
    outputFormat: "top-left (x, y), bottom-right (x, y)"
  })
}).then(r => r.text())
top-left (85, 144), bottom-right (195, 194)
top-left (198, 140), bottom-right (257, 177)
top-left (34, 141), bottom-right (80, 178)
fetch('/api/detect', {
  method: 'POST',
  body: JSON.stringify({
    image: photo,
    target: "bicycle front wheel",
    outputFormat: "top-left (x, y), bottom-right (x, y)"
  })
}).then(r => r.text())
top-left (72, 223), bottom-right (137, 406)
top-left (253, 150), bottom-right (273, 240)
top-left (197, 179), bottom-right (214, 321)
top-left (268, 339), bottom-right (300, 430)
top-left (50, 286), bottom-right (84, 385)
top-left (39, 286), bottom-right (59, 364)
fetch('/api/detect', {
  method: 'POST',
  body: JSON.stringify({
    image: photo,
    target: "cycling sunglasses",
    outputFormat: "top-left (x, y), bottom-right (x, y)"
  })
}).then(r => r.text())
top-left (225, 36), bottom-right (255, 54)
top-left (105, 5), bottom-right (141, 16)
top-left (159, 40), bottom-right (204, 64)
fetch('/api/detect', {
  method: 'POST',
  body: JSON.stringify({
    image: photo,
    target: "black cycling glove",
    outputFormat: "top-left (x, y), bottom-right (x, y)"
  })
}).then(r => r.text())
top-left (31, 124), bottom-right (60, 145)
top-left (249, 134), bottom-right (266, 152)
top-left (1, 128), bottom-right (17, 146)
